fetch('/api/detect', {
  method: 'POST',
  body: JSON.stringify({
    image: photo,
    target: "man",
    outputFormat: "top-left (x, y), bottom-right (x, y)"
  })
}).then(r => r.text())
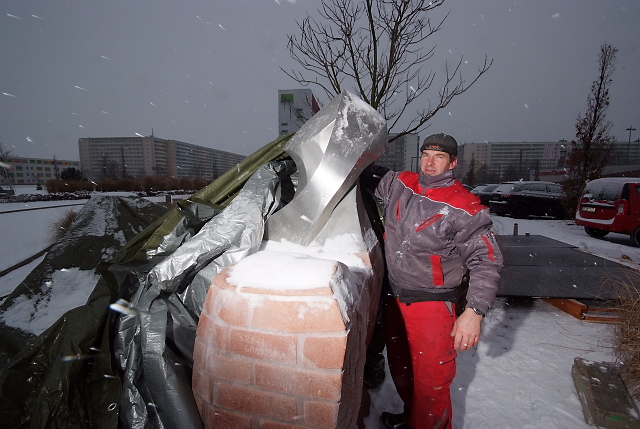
top-left (375, 133), bottom-right (503, 428)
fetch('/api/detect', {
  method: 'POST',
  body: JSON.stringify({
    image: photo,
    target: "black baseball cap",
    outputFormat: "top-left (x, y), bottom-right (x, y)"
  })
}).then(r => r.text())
top-left (420, 133), bottom-right (458, 157)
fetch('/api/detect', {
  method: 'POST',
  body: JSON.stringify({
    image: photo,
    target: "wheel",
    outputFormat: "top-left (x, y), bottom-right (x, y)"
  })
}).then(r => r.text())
top-left (554, 207), bottom-right (569, 220)
top-left (584, 226), bottom-right (609, 238)
top-left (510, 204), bottom-right (529, 219)
top-left (632, 227), bottom-right (640, 247)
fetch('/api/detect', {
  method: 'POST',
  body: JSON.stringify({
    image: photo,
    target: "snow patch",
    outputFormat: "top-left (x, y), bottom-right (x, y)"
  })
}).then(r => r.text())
top-left (0, 268), bottom-right (100, 335)
top-left (227, 233), bottom-right (367, 290)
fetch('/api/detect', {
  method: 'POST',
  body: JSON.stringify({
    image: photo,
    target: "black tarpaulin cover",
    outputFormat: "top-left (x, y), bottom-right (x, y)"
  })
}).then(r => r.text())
top-left (0, 134), bottom-right (292, 429)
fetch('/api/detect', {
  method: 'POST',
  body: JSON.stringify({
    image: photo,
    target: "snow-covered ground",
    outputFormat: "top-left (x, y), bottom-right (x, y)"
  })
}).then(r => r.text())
top-left (1, 187), bottom-right (639, 428)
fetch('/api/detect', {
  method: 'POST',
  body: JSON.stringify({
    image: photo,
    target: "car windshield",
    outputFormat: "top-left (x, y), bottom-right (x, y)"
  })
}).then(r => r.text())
top-left (482, 184), bottom-right (499, 192)
top-left (493, 183), bottom-right (516, 194)
top-left (548, 184), bottom-right (563, 193)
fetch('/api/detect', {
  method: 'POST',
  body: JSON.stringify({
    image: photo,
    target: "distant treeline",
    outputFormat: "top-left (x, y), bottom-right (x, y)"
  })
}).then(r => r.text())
top-left (44, 176), bottom-right (212, 193)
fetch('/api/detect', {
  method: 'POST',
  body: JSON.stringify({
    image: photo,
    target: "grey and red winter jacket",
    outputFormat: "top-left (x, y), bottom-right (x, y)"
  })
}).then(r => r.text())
top-left (375, 169), bottom-right (503, 314)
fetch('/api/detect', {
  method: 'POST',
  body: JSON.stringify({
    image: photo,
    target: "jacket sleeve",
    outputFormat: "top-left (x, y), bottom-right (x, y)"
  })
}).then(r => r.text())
top-left (454, 208), bottom-right (503, 313)
top-left (373, 169), bottom-right (396, 207)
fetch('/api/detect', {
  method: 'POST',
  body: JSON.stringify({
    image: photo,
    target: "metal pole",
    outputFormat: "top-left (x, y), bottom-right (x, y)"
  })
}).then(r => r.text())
top-left (519, 149), bottom-right (523, 179)
top-left (626, 126), bottom-right (636, 160)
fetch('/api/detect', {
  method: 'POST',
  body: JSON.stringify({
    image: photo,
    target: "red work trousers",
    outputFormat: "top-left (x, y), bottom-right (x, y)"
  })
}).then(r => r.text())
top-left (384, 298), bottom-right (456, 429)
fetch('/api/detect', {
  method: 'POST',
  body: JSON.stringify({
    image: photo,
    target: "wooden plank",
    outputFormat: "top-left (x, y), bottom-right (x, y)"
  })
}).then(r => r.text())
top-left (582, 313), bottom-right (621, 324)
top-left (586, 306), bottom-right (620, 313)
top-left (543, 298), bottom-right (587, 319)
top-left (572, 358), bottom-right (640, 427)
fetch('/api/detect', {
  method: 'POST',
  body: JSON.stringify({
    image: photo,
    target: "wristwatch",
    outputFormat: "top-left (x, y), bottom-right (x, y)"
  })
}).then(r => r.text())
top-left (468, 307), bottom-right (485, 317)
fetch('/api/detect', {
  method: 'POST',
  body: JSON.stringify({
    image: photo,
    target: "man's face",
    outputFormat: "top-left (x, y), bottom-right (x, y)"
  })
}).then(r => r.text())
top-left (419, 150), bottom-right (457, 176)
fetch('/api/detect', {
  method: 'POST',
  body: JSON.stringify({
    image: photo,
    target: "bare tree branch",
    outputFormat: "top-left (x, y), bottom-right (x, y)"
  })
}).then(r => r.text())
top-left (282, 0), bottom-right (493, 141)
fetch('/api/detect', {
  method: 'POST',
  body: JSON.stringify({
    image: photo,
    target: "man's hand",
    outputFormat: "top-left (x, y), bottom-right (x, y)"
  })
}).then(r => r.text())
top-left (451, 307), bottom-right (483, 351)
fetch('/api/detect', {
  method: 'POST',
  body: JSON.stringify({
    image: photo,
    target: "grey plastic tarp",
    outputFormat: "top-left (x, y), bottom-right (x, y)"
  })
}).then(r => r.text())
top-left (114, 157), bottom-right (296, 429)
top-left (0, 134), bottom-right (293, 429)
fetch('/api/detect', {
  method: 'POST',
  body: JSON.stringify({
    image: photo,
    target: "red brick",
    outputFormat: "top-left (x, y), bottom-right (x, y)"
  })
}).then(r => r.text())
top-left (213, 319), bottom-right (230, 352)
top-left (213, 382), bottom-right (299, 421)
top-left (216, 289), bottom-right (250, 327)
top-left (304, 401), bottom-right (339, 428)
top-left (196, 312), bottom-right (215, 339)
top-left (211, 269), bottom-right (233, 290)
top-left (193, 337), bottom-right (207, 369)
top-left (302, 335), bottom-right (347, 369)
top-left (230, 329), bottom-right (297, 363)
top-left (255, 364), bottom-right (342, 401)
top-left (251, 297), bottom-right (346, 333)
top-left (205, 407), bottom-right (252, 429)
top-left (192, 367), bottom-right (213, 404)
top-left (197, 314), bottom-right (229, 352)
top-left (203, 348), bottom-right (252, 385)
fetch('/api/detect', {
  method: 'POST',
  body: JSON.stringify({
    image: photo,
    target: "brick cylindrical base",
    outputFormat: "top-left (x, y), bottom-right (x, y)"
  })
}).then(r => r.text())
top-left (193, 249), bottom-right (382, 428)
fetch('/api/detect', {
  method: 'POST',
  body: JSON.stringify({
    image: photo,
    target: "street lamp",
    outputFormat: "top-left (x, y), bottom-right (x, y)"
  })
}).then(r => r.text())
top-left (518, 146), bottom-right (536, 180)
top-left (559, 138), bottom-right (568, 167)
top-left (626, 126), bottom-right (636, 160)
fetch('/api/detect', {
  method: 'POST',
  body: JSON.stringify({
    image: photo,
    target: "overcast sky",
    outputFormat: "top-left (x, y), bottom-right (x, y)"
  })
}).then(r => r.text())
top-left (1, 0), bottom-right (639, 161)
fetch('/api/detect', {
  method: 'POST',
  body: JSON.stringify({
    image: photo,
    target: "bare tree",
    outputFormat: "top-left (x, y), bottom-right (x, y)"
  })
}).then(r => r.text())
top-left (476, 162), bottom-right (489, 184)
top-left (53, 155), bottom-right (61, 180)
top-left (283, 0), bottom-right (492, 141)
top-left (562, 43), bottom-right (617, 215)
top-left (100, 153), bottom-right (119, 179)
top-left (0, 141), bottom-right (13, 185)
top-left (462, 153), bottom-right (476, 186)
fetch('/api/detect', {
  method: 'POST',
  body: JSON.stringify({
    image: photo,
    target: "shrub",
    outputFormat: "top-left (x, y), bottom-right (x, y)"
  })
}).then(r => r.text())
top-left (39, 176), bottom-right (210, 195)
top-left (49, 208), bottom-right (79, 243)
top-left (609, 272), bottom-right (640, 399)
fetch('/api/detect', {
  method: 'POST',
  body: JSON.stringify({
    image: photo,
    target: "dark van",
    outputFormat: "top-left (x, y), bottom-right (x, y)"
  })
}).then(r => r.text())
top-left (575, 177), bottom-right (640, 246)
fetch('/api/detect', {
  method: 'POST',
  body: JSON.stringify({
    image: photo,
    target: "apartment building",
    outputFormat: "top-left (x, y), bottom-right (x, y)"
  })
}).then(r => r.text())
top-left (0, 156), bottom-right (80, 186)
top-left (376, 133), bottom-right (421, 172)
top-left (78, 136), bottom-right (245, 181)
top-left (457, 140), bottom-right (640, 184)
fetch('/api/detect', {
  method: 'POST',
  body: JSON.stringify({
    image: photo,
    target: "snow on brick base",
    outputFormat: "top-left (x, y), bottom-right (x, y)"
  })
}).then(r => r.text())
top-left (192, 248), bottom-right (383, 429)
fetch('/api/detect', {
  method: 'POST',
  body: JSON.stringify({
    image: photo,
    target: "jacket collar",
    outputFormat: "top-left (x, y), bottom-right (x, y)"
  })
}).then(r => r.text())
top-left (418, 170), bottom-right (456, 189)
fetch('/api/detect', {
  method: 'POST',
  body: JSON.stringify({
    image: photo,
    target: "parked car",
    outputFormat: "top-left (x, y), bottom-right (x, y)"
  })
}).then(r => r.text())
top-left (488, 181), bottom-right (567, 219)
top-left (471, 183), bottom-right (500, 205)
top-left (574, 177), bottom-right (640, 246)
top-left (0, 185), bottom-right (15, 196)
top-left (470, 184), bottom-right (486, 194)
